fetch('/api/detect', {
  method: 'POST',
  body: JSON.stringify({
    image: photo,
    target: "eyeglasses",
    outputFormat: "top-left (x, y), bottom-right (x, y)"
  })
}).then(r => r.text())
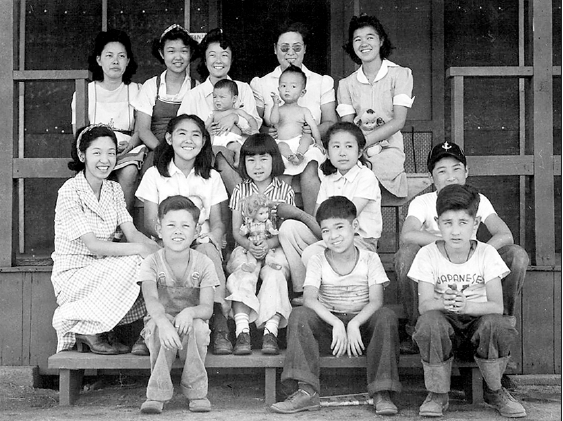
top-left (278, 43), bottom-right (304, 53)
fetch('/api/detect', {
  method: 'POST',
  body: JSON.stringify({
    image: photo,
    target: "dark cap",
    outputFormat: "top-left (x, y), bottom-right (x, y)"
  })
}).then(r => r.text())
top-left (427, 141), bottom-right (467, 172)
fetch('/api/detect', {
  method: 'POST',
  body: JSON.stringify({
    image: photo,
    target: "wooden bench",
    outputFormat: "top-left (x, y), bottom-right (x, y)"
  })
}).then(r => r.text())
top-left (48, 350), bottom-right (483, 407)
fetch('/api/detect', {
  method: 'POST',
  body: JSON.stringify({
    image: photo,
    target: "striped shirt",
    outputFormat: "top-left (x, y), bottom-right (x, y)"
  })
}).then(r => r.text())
top-left (304, 248), bottom-right (389, 314)
top-left (230, 178), bottom-right (295, 229)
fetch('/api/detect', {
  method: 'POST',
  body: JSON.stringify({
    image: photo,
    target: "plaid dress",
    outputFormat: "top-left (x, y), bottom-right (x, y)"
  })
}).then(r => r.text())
top-left (51, 172), bottom-right (144, 352)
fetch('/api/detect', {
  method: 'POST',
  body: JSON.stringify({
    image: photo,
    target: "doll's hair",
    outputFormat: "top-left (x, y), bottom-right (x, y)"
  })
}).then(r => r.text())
top-left (151, 24), bottom-right (198, 64)
top-left (343, 14), bottom-right (394, 65)
top-left (195, 28), bottom-right (237, 79)
top-left (273, 21), bottom-right (309, 45)
top-left (238, 133), bottom-right (285, 180)
top-left (154, 114), bottom-right (214, 179)
top-left (68, 124), bottom-right (118, 172)
top-left (320, 122), bottom-right (369, 176)
top-left (241, 193), bottom-right (273, 220)
top-left (88, 29), bottom-right (138, 84)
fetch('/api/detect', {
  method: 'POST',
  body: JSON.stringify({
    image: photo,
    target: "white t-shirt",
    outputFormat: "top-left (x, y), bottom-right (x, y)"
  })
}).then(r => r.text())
top-left (135, 162), bottom-right (228, 236)
top-left (317, 163), bottom-right (382, 239)
top-left (71, 81), bottom-right (140, 145)
top-left (407, 191), bottom-right (496, 239)
top-left (408, 241), bottom-right (510, 303)
top-left (304, 248), bottom-right (389, 314)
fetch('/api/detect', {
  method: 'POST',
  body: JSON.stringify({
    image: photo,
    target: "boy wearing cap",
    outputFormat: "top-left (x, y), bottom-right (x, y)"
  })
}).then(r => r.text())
top-left (395, 141), bottom-right (528, 355)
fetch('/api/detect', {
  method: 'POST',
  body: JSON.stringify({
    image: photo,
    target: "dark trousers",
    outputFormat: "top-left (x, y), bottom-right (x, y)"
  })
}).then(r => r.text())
top-left (395, 243), bottom-right (529, 335)
top-left (281, 306), bottom-right (402, 396)
top-left (413, 310), bottom-right (517, 364)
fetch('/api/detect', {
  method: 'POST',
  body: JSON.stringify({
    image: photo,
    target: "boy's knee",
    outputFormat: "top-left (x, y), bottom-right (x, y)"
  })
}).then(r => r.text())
top-left (373, 307), bottom-right (398, 329)
top-left (278, 219), bottom-right (301, 242)
top-left (191, 319), bottom-right (211, 346)
top-left (500, 245), bottom-right (529, 271)
top-left (415, 311), bottom-right (445, 335)
top-left (477, 314), bottom-right (508, 333)
top-left (288, 306), bottom-right (314, 327)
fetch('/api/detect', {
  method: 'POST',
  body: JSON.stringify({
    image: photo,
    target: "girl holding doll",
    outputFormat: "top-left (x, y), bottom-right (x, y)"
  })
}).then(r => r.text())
top-left (135, 114), bottom-right (232, 355)
top-left (226, 134), bottom-right (294, 356)
top-left (51, 124), bottom-right (159, 354)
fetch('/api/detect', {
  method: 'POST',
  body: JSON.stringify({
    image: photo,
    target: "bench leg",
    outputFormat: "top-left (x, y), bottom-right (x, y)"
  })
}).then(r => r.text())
top-left (264, 368), bottom-right (276, 406)
top-left (59, 369), bottom-right (83, 406)
top-left (460, 367), bottom-right (483, 404)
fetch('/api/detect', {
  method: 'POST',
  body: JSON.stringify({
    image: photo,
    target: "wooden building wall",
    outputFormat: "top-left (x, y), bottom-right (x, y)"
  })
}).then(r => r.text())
top-left (0, 0), bottom-right (560, 375)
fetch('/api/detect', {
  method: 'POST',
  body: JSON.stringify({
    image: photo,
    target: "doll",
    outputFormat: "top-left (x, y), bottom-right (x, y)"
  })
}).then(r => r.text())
top-left (239, 193), bottom-right (282, 272)
top-left (354, 108), bottom-right (387, 157)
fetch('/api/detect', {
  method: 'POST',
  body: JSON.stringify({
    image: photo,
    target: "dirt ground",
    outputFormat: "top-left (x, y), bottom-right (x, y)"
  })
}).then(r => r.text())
top-left (0, 372), bottom-right (560, 421)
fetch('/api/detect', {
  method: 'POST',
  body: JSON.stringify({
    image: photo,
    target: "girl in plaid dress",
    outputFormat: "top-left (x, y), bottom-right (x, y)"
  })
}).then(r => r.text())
top-left (226, 134), bottom-right (294, 356)
top-left (51, 125), bottom-right (159, 354)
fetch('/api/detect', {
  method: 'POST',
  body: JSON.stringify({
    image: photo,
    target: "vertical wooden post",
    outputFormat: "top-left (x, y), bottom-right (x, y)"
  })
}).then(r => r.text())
top-left (18, 0), bottom-right (25, 254)
top-left (530, 0), bottom-right (555, 266)
top-left (0, 1), bottom-right (14, 266)
top-left (451, 76), bottom-right (464, 148)
top-left (184, 0), bottom-right (190, 31)
top-left (102, 0), bottom-right (107, 32)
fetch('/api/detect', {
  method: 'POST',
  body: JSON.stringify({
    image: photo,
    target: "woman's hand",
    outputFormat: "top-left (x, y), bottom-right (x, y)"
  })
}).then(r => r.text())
top-left (331, 320), bottom-right (348, 357)
top-left (346, 320), bottom-right (365, 357)
top-left (211, 113), bottom-right (238, 136)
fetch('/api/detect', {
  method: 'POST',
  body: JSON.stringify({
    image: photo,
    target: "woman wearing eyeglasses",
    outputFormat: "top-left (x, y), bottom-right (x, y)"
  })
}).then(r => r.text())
top-left (250, 21), bottom-right (338, 216)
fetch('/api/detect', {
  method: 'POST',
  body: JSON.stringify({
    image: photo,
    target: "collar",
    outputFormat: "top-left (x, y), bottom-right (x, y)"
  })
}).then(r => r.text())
top-left (272, 64), bottom-right (311, 78)
top-left (242, 177), bottom-right (281, 195)
top-left (356, 59), bottom-right (397, 84)
top-left (160, 70), bottom-right (192, 90)
top-left (331, 162), bottom-right (363, 182)
top-left (167, 160), bottom-right (194, 178)
top-left (202, 76), bottom-right (233, 97)
top-left (74, 171), bottom-right (111, 219)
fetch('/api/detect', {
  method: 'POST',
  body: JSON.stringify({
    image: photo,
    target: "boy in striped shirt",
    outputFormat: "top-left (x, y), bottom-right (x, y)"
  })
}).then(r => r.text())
top-left (271, 196), bottom-right (401, 416)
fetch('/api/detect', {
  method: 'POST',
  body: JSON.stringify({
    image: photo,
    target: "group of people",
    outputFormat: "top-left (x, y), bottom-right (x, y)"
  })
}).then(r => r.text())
top-left (50, 13), bottom-right (528, 419)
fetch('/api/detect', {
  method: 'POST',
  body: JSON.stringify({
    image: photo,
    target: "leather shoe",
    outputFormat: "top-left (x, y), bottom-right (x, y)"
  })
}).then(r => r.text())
top-left (107, 331), bottom-right (131, 354)
top-left (233, 332), bottom-right (251, 355)
top-left (131, 336), bottom-right (149, 356)
top-left (373, 391), bottom-right (398, 415)
top-left (261, 333), bottom-right (279, 355)
top-left (213, 331), bottom-right (233, 355)
top-left (75, 333), bottom-right (119, 355)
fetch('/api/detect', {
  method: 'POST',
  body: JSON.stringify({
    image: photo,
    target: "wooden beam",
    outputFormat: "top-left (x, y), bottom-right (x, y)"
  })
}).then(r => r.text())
top-left (450, 76), bottom-right (464, 147)
top-left (13, 159), bottom-right (74, 179)
top-left (446, 67), bottom-right (534, 78)
top-left (530, 0), bottom-right (555, 266)
top-left (466, 156), bottom-right (534, 176)
top-left (0, 1), bottom-right (14, 266)
top-left (12, 70), bottom-right (90, 81)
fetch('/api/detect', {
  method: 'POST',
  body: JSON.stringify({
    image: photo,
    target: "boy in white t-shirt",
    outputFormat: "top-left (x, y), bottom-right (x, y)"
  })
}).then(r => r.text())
top-left (408, 184), bottom-right (525, 418)
top-left (396, 141), bottom-right (528, 355)
top-left (271, 196), bottom-right (400, 416)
